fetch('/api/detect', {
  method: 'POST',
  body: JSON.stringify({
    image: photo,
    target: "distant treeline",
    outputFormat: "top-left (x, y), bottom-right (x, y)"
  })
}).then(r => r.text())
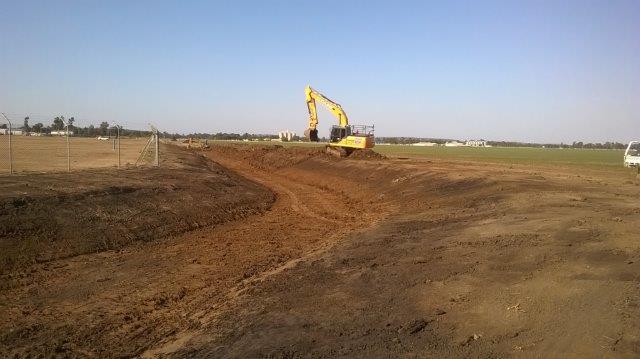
top-left (3, 117), bottom-right (300, 141)
top-left (2, 116), bottom-right (152, 137)
top-left (173, 132), bottom-right (280, 140)
top-left (486, 141), bottom-right (627, 149)
top-left (4, 118), bottom-right (628, 149)
top-left (375, 137), bottom-right (451, 145)
top-left (375, 137), bottom-right (628, 149)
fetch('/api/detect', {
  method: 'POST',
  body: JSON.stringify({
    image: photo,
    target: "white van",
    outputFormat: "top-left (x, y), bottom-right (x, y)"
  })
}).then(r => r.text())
top-left (624, 141), bottom-right (640, 167)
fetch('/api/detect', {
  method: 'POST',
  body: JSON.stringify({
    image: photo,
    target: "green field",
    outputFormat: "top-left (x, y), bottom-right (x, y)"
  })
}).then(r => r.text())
top-left (374, 145), bottom-right (627, 169)
top-left (212, 140), bottom-right (633, 173)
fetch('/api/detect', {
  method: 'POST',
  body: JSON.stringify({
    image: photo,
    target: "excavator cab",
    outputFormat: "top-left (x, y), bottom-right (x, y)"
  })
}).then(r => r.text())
top-left (330, 125), bottom-right (351, 142)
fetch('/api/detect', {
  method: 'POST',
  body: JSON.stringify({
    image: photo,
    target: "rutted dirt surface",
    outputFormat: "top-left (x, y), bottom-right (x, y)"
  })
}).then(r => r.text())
top-left (1, 143), bottom-right (640, 357)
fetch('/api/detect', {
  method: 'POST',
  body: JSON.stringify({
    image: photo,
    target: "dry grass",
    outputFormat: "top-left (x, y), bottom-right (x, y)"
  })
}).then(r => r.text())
top-left (0, 136), bottom-right (151, 173)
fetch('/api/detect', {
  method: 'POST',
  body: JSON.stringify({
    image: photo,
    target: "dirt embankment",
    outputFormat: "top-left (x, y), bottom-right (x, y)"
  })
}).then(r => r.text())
top-left (211, 144), bottom-right (385, 169)
top-left (0, 144), bottom-right (274, 273)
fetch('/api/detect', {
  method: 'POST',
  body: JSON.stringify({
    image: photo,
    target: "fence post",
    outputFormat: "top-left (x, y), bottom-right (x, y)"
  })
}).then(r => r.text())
top-left (1, 113), bottom-right (12, 174)
top-left (66, 123), bottom-right (70, 172)
top-left (155, 131), bottom-right (159, 167)
top-left (117, 125), bottom-right (121, 168)
top-left (149, 124), bottom-right (159, 167)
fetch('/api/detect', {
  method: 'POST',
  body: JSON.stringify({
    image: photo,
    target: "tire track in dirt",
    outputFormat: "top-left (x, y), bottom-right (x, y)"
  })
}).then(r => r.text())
top-left (0, 147), bottom-right (386, 357)
top-left (169, 146), bottom-right (640, 358)
top-left (137, 151), bottom-right (388, 357)
top-left (7, 144), bottom-right (637, 357)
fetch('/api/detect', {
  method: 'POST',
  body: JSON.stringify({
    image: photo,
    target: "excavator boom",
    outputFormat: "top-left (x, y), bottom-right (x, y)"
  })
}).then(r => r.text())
top-left (305, 86), bottom-right (350, 141)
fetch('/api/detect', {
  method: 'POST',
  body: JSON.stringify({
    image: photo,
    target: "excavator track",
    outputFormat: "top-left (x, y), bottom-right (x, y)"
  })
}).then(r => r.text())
top-left (325, 146), bottom-right (353, 158)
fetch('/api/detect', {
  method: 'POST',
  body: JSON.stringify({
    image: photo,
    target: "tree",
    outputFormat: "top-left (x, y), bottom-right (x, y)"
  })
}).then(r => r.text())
top-left (32, 123), bottom-right (44, 133)
top-left (68, 117), bottom-right (75, 130)
top-left (52, 116), bottom-right (65, 131)
top-left (23, 116), bottom-right (30, 132)
top-left (99, 121), bottom-right (109, 136)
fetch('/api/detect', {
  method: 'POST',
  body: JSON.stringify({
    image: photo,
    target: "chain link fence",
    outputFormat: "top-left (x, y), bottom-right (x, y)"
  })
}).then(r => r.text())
top-left (0, 113), bottom-right (160, 174)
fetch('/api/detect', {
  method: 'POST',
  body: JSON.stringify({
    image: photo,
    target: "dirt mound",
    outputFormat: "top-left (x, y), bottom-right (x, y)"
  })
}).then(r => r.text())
top-left (210, 144), bottom-right (385, 170)
top-left (211, 144), bottom-right (333, 170)
top-left (0, 144), bottom-right (274, 273)
top-left (348, 148), bottom-right (386, 160)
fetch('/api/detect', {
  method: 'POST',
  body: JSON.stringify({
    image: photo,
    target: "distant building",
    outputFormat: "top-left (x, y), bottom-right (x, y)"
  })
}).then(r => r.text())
top-left (465, 140), bottom-right (487, 147)
top-left (278, 130), bottom-right (296, 142)
top-left (445, 141), bottom-right (464, 147)
top-left (50, 130), bottom-right (74, 136)
top-left (1, 129), bottom-right (24, 135)
top-left (412, 142), bottom-right (438, 147)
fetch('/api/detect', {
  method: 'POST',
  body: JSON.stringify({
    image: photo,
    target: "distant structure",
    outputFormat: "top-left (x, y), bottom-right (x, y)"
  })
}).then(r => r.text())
top-left (0, 129), bottom-right (23, 135)
top-left (445, 141), bottom-right (464, 147)
top-left (465, 140), bottom-right (487, 147)
top-left (278, 130), bottom-right (296, 142)
top-left (50, 130), bottom-right (74, 136)
top-left (411, 142), bottom-right (438, 147)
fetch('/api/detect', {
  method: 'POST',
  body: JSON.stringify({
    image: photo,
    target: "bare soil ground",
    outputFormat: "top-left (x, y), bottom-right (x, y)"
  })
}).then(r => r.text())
top-left (1, 143), bottom-right (639, 357)
top-left (0, 136), bottom-right (150, 173)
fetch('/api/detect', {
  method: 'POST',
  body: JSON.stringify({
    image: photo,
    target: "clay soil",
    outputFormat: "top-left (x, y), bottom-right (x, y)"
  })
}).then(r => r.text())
top-left (1, 143), bottom-right (639, 357)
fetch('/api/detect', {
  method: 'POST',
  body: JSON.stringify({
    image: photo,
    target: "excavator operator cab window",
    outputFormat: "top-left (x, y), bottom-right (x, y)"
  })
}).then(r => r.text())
top-left (330, 125), bottom-right (351, 142)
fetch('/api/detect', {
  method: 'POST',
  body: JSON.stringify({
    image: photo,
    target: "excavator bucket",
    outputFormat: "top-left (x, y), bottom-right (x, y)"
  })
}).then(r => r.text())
top-left (305, 128), bottom-right (319, 142)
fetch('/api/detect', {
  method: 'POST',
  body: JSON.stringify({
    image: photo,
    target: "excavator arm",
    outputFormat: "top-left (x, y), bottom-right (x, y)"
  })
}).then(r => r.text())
top-left (305, 85), bottom-right (349, 141)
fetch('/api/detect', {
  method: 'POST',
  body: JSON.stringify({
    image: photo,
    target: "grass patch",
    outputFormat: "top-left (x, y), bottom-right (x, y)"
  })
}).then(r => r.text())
top-left (210, 140), bottom-right (633, 174)
top-left (374, 145), bottom-right (626, 170)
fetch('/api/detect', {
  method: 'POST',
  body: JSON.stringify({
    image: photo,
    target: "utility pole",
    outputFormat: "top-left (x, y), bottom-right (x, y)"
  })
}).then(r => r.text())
top-left (1, 113), bottom-right (12, 174)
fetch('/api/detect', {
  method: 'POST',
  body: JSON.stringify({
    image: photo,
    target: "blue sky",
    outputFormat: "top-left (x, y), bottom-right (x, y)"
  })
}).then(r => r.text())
top-left (1, 0), bottom-right (638, 143)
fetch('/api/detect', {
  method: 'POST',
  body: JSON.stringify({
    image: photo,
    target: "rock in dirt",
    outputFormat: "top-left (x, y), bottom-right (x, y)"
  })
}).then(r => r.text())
top-left (459, 333), bottom-right (483, 346)
top-left (405, 318), bottom-right (431, 334)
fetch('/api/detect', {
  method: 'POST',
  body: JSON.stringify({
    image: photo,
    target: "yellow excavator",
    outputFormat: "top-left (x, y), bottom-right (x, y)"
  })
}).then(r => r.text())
top-left (304, 85), bottom-right (375, 157)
